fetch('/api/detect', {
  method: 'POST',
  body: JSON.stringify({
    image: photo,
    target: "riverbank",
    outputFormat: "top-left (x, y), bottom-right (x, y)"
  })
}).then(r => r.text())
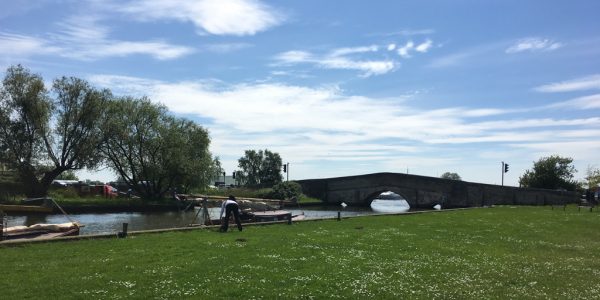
top-left (1, 194), bottom-right (323, 214)
top-left (1, 206), bottom-right (599, 299)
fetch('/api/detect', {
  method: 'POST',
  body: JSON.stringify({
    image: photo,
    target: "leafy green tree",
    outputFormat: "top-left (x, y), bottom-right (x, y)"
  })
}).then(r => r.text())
top-left (440, 172), bottom-right (461, 180)
top-left (101, 97), bottom-right (215, 199)
top-left (56, 170), bottom-right (79, 181)
top-left (260, 150), bottom-right (284, 187)
top-left (0, 65), bottom-right (107, 197)
top-left (237, 149), bottom-right (283, 187)
top-left (519, 155), bottom-right (578, 191)
top-left (585, 165), bottom-right (600, 189)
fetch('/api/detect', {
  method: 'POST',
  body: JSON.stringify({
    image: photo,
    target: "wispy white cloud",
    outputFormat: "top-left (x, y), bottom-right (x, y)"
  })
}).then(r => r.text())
top-left (427, 42), bottom-right (503, 68)
top-left (505, 37), bottom-right (563, 54)
top-left (57, 16), bottom-right (194, 60)
top-left (0, 16), bottom-right (194, 61)
top-left (318, 57), bottom-right (395, 77)
top-left (397, 41), bottom-right (414, 58)
top-left (0, 32), bottom-right (61, 57)
top-left (396, 40), bottom-right (432, 58)
top-left (510, 141), bottom-right (600, 162)
top-left (415, 39), bottom-right (433, 53)
top-left (330, 45), bottom-right (378, 57)
top-left (535, 74), bottom-right (600, 93)
top-left (274, 45), bottom-right (396, 77)
top-left (275, 50), bottom-right (313, 63)
top-left (110, 0), bottom-right (284, 36)
top-left (203, 43), bottom-right (252, 53)
top-left (89, 74), bottom-right (598, 147)
top-left (371, 29), bottom-right (435, 37)
top-left (545, 93), bottom-right (600, 110)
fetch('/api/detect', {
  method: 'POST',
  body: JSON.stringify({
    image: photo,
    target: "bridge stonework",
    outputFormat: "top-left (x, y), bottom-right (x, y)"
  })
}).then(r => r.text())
top-left (297, 172), bottom-right (577, 208)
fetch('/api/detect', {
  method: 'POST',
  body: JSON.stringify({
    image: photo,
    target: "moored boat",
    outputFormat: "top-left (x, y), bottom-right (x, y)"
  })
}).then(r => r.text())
top-left (196, 210), bottom-right (305, 226)
top-left (0, 197), bottom-right (55, 214)
top-left (1, 222), bottom-right (82, 242)
top-left (0, 204), bottom-right (54, 213)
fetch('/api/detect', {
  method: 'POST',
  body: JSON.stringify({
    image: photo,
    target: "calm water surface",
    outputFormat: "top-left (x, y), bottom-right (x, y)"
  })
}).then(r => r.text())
top-left (5, 206), bottom-right (379, 235)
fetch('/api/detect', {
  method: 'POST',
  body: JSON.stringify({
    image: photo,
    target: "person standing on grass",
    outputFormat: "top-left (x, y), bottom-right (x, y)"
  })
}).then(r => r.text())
top-left (219, 195), bottom-right (243, 232)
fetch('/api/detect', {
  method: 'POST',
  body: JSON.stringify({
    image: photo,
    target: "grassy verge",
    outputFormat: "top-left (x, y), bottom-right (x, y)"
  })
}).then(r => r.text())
top-left (298, 194), bottom-right (322, 204)
top-left (2, 206), bottom-right (599, 299)
top-left (52, 196), bottom-right (146, 206)
top-left (0, 193), bottom-right (177, 207)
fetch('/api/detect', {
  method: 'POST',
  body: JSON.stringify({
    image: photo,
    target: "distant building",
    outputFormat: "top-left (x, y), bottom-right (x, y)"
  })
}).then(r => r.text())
top-left (213, 175), bottom-right (236, 187)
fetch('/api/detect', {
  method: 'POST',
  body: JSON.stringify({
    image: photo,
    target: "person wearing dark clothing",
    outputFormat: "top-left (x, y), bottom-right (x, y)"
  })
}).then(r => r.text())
top-left (219, 195), bottom-right (243, 232)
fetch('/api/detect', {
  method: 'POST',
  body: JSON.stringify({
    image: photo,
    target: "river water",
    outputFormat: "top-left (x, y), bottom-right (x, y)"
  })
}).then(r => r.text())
top-left (4, 206), bottom-right (379, 236)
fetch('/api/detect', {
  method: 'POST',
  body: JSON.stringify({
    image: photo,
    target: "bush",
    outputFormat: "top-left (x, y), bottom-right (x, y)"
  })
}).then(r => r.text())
top-left (254, 188), bottom-right (274, 199)
top-left (271, 181), bottom-right (302, 200)
top-left (48, 187), bottom-right (80, 199)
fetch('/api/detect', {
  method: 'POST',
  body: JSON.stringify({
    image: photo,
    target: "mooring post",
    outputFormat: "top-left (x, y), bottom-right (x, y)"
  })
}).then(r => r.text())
top-left (337, 211), bottom-right (341, 221)
top-left (118, 222), bottom-right (128, 238)
top-left (0, 212), bottom-right (4, 242)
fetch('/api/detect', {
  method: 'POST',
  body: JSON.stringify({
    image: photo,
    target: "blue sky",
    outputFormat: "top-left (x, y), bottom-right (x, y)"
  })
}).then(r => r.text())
top-left (1, 0), bottom-right (599, 186)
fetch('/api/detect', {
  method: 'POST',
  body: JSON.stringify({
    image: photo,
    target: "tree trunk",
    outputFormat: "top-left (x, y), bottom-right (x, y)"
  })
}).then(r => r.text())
top-left (19, 166), bottom-right (66, 198)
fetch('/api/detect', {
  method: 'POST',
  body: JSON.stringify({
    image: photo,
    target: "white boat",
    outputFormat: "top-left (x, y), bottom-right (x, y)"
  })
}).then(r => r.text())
top-left (1, 222), bottom-right (82, 242)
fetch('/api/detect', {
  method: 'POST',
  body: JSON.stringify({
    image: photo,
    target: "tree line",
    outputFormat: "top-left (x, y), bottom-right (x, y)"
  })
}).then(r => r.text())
top-left (0, 65), bottom-right (220, 200)
top-left (440, 155), bottom-right (600, 192)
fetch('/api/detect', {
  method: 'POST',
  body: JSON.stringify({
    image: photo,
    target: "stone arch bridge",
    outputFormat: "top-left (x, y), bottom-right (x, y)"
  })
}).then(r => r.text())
top-left (297, 172), bottom-right (577, 208)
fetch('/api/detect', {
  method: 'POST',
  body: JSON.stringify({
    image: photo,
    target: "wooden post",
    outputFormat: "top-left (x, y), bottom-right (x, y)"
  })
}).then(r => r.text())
top-left (337, 211), bottom-right (341, 221)
top-left (0, 211), bottom-right (4, 241)
top-left (118, 222), bottom-right (128, 238)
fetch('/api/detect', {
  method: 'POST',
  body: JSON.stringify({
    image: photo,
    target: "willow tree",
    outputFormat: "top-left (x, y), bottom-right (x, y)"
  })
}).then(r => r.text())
top-left (0, 65), bottom-right (108, 197)
top-left (101, 97), bottom-right (216, 200)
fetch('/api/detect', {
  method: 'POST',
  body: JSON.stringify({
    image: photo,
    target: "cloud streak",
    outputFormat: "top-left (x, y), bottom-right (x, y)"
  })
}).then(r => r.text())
top-left (88, 74), bottom-right (599, 154)
top-left (535, 74), bottom-right (600, 93)
top-left (506, 37), bottom-right (562, 54)
top-left (0, 16), bottom-right (194, 61)
top-left (545, 94), bottom-right (600, 110)
top-left (274, 45), bottom-right (396, 77)
top-left (0, 33), bottom-right (60, 57)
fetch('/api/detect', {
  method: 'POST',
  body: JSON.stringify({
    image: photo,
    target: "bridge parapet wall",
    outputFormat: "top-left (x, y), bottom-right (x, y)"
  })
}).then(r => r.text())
top-left (298, 172), bottom-right (577, 208)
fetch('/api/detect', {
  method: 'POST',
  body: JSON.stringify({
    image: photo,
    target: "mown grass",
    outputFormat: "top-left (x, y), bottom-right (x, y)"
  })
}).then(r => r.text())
top-left (1, 206), bottom-right (599, 299)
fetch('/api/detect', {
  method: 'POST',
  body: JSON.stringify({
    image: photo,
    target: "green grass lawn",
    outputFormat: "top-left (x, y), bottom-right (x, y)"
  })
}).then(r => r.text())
top-left (1, 206), bottom-right (599, 299)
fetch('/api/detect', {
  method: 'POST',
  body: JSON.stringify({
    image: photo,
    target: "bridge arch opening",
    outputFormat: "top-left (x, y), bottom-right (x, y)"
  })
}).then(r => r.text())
top-left (367, 190), bottom-right (410, 213)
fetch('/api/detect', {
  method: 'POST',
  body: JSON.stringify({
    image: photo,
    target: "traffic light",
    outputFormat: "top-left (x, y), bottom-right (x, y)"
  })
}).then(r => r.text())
top-left (232, 171), bottom-right (235, 179)
top-left (504, 163), bottom-right (509, 173)
top-left (283, 164), bottom-right (287, 173)
top-left (222, 171), bottom-right (226, 177)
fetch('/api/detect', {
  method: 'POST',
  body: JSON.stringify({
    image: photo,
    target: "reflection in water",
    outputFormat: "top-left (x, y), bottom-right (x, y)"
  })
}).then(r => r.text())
top-left (5, 206), bottom-right (376, 236)
top-left (370, 191), bottom-right (410, 213)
